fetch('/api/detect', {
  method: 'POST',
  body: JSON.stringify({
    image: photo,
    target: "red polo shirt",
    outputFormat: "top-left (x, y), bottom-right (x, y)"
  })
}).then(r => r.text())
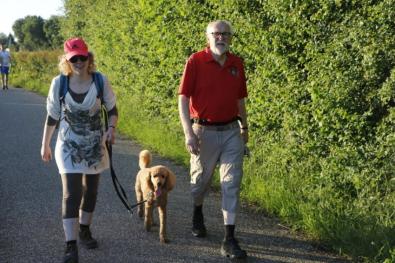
top-left (178, 47), bottom-right (247, 123)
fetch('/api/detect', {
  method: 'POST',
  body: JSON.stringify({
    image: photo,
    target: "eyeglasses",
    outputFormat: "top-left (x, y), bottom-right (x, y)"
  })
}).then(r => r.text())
top-left (69, 55), bottom-right (88, 63)
top-left (209, 32), bottom-right (232, 38)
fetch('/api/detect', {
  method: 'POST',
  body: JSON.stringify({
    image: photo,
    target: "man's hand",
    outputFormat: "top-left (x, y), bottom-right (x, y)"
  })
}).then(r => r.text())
top-left (185, 133), bottom-right (199, 155)
top-left (240, 129), bottom-right (248, 144)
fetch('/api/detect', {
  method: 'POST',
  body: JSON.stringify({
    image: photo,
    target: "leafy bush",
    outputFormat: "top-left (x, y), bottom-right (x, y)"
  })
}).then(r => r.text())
top-left (11, 50), bottom-right (61, 94)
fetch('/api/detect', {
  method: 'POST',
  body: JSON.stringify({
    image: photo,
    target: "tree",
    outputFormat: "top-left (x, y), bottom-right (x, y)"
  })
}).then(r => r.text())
top-left (6, 34), bottom-right (18, 50)
top-left (0, 33), bottom-right (7, 45)
top-left (12, 19), bottom-right (25, 44)
top-left (12, 16), bottom-right (49, 51)
top-left (44, 16), bottom-right (63, 49)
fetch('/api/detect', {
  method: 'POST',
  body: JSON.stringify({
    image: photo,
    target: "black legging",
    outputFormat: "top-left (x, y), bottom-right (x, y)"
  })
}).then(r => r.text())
top-left (61, 173), bottom-right (100, 219)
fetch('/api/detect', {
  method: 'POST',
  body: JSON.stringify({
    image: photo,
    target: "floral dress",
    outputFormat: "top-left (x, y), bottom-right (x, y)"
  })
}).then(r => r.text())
top-left (46, 74), bottom-right (116, 174)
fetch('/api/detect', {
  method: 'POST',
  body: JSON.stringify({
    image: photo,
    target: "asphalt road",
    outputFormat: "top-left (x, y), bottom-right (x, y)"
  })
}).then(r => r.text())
top-left (0, 87), bottom-right (351, 263)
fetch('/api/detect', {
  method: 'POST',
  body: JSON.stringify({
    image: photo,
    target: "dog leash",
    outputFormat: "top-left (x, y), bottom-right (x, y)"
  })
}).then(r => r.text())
top-left (106, 142), bottom-right (147, 215)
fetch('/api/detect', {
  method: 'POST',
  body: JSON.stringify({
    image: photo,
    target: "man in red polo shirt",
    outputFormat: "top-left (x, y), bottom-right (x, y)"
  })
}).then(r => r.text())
top-left (178, 20), bottom-right (249, 259)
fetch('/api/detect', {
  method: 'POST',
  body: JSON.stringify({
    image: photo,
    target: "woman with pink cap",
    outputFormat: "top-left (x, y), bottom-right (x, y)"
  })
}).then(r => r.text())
top-left (40, 37), bottom-right (118, 263)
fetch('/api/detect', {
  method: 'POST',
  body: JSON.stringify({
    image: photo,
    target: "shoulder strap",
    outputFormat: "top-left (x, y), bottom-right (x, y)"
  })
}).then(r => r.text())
top-left (93, 72), bottom-right (104, 100)
top-left (60, 73), bottom-right (103, 101)
top-left (59, 74), bottom-right (69, 101)
top-left (94, 72), bottom-right (109, 131)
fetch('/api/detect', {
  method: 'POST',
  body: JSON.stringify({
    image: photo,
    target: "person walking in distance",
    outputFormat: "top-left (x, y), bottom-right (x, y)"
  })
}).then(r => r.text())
top-left (178, 20), bottom-right (249, 259)
top-left (40, 37), bottom-right (118, 263)
top-left (0, 44), bottom-right (11, 90)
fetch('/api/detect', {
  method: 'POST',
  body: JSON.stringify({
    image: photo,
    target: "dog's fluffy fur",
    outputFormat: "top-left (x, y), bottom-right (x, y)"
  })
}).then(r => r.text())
top-left (135, 150), bottom-right (176, 243)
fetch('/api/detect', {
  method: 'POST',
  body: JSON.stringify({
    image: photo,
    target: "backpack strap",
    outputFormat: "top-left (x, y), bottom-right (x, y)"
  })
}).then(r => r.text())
top-left (93, 72), bottom-right (108, 130)
top-left (59, 74), bottom-right (69, 102)
top-left (59, 72), bottom-right (104, 102)
top-left (93, 72), bottom-right (104, 101)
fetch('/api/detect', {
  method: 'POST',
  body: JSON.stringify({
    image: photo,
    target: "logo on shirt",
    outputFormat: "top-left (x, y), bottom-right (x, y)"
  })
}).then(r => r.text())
top-left (229, 66), bottom-right (238, 77)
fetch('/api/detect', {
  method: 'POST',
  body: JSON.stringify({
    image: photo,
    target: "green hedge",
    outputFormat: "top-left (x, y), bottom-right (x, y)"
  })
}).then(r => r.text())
top-left (11, 50), bottom-right (61, 95)
top-left (11, 0), bottom-right (395, 261)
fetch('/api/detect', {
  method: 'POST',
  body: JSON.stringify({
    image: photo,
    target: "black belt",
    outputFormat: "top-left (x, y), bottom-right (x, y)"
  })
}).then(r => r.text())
top-left (191, 117), bottom-right (240, 131)
top-left (191, 117), bottom-right (240, 126)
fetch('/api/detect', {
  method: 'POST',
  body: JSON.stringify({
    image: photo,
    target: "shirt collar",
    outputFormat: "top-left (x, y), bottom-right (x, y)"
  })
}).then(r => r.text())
top-left (203, 47), bottom-right (235, 66)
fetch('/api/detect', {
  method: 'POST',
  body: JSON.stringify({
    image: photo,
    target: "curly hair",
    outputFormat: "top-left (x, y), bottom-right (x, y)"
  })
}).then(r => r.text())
top-left (58, 52), bottom-right (96, 76)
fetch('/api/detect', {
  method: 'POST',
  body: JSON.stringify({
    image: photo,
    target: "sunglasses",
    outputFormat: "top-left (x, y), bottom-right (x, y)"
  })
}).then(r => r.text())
top-left (69, 55), bottom-right (88, 63)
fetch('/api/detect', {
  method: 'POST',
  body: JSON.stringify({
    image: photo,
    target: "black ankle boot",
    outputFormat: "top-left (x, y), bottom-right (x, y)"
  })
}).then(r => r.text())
top-left (63, 241), bottom-right (78, 263)
top-left (221, 225), bottom-right (247, 259)
top-left (79, 224), bottom-right (98, 249)
top-left (192, 205), bottom-right (207, 237)
top-left (221, 237), bottom-right (247, 259)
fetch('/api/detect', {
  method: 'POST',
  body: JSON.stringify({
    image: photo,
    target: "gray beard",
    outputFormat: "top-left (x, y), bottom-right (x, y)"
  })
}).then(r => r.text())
top-left (211, 46), bottom-right (228, 56)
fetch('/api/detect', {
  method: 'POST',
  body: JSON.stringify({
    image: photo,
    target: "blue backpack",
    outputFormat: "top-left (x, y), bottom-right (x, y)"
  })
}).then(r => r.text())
top-left (59, 72), bottom-right (104, 102)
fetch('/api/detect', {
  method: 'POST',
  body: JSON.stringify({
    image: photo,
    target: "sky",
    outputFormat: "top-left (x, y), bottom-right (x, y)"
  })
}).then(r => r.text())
top-left (1, 0), bottom-right (64, 36)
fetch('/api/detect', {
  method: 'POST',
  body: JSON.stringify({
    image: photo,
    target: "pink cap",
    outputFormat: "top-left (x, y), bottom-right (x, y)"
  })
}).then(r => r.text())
top-left (64, 37), bottom-right (89, 60)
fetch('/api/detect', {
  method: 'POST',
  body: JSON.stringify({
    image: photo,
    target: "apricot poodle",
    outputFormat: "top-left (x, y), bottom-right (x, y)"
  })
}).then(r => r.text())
top-left (134, 150), bottom-right (176, 243)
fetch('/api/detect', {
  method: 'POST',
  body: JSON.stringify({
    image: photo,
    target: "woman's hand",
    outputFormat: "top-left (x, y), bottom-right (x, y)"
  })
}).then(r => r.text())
top-left (41, 144), bottom-right (52, 162)
top-left (106, 126), bottom-right (116, 144)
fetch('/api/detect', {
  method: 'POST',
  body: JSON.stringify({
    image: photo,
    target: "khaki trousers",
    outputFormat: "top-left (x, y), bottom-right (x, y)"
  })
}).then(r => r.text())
top-left (190, 123), bottom-right (244, 224)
